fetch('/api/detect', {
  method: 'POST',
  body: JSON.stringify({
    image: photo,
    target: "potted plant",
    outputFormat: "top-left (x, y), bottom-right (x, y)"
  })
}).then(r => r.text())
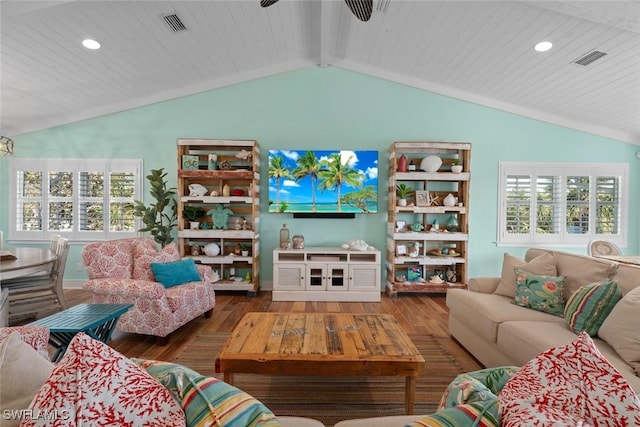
top-left (133, 168), bottom-right (178, 248)
top-left (451, 160), bottom-right (463, 174)
top-left (183, 206), bottom-right (205, 230)
top-left (396, 184), bottom-right (413, 207)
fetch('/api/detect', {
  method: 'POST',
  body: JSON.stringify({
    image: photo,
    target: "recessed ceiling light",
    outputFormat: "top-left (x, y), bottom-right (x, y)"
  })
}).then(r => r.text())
top-left (82, 39), bottom-right (101, 50)
top-left (534, 41), bottom-right (553, 52)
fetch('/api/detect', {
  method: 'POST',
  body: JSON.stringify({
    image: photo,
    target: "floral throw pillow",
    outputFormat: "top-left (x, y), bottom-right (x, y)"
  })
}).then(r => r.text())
top-left (499, 332), bottom-right (640, 427)
top-left (22, 333), bottom-right (185, 427)
top-left (514, 268), bottom-right (565, 316)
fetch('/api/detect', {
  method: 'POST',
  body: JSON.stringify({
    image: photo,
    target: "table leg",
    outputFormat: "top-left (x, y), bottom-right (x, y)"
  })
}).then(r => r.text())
top-left (405, 376), bottom-right (416, 415)
top-left (224, 372), bottom-right (234, 384)
top-left (49, 332), bottom-right (77, 363)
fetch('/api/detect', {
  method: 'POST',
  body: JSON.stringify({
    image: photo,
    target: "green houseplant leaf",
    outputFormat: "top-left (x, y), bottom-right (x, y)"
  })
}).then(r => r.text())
top-left (133, 168), bottom-right (177, 247)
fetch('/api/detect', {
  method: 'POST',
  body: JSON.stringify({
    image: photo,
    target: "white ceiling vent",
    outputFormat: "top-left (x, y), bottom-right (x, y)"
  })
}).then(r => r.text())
top-left (573, 50), bottom-right (607, 66)
top-left (162, 13), bottom-right (187, 32)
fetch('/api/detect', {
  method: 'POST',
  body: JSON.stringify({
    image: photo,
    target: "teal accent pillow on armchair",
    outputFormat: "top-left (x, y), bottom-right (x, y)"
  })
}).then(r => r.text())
top-left (150, 258), bottom-right (202, 288)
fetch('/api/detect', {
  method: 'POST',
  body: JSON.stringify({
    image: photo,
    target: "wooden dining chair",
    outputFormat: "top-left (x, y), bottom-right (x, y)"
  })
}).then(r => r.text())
top-left (588, 240), bottom-right (622, 257)
top-left (6, 237), bottom-right (70, 324)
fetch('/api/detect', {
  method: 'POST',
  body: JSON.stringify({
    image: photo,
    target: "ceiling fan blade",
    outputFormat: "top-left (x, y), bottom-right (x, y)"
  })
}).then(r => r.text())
top-left (344, 0), bottom-right (373, 22)
top-left (260, 0), bottom-right (279, 7)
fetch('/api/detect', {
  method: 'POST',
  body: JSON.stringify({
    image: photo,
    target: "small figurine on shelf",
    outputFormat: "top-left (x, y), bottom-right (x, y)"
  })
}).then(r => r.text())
top-left (207, 205), bottom-right (234, 229)
top-left (208, 154), bottom-right (218, 170)
top-left (240, 216), bottom-right (250, 230)
top-left (446, 265), bottom-right (457, 283)
top-left (234, 218), bottom-right (242, 230)
top-left (234, 242), bottom-right (242, 255)
top-left (190, 245), bottom-right (200, 256)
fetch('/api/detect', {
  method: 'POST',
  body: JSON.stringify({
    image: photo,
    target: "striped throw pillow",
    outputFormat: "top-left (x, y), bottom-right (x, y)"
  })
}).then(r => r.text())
top-left (564, 280), bottom-right (621, 336)
top-left (133, 359), bottom-right (280, 427)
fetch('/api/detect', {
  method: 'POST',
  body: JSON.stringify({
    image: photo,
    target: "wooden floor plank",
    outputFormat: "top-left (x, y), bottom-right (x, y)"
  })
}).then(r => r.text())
top-left (58, 289), bottom-right (483, 372)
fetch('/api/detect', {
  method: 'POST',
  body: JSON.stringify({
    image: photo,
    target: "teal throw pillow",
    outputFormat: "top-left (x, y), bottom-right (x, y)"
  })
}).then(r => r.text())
top-left (150, 258), bottom-right (201, 288)
top-left (514, 269), bottom-right (565, 316)
top-left (564, 280), bottom-right (621, 336)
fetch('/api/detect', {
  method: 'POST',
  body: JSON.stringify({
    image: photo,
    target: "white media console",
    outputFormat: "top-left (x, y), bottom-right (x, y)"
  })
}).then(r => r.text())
top-left (272, 247), bottom-right (381, 302)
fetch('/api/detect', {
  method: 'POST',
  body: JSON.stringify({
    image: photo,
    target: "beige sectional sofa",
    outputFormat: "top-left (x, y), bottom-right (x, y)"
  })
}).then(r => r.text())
top-left (447, 248), bottom-right (640, 393)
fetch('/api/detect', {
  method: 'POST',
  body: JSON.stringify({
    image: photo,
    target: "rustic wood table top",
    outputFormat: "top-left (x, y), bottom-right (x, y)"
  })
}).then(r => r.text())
top-left (217, 312), bottom-right (425, 414)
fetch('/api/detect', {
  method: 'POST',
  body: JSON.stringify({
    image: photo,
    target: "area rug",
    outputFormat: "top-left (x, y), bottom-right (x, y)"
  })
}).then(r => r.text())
top-left (173, 332), bottom-right (467, 426)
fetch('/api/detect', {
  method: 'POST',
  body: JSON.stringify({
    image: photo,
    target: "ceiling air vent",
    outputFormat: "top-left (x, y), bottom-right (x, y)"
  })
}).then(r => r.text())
top-left (162, 13), bottom-right (187, 32)
top-left (573, 50), bottom-right (607, 66)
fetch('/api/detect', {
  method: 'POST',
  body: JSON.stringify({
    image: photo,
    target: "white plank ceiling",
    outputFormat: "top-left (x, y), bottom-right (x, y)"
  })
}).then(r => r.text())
top-left (1, 0), bottom-right (639, 144)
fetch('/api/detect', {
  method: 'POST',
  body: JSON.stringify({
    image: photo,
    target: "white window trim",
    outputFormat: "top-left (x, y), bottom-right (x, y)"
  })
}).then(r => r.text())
top-left (497, 162), bottom-right (628, 247)
top-left (9, 158), bottom-right (143, 242)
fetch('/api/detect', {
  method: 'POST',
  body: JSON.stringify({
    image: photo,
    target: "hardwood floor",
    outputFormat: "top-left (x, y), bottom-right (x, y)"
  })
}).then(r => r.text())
top-left (63, 289), bottom-right (483, 372)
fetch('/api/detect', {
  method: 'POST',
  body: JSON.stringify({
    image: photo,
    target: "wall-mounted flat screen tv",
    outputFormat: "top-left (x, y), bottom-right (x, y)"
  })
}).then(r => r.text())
top-left (268, 149), bottom-right (378, 214)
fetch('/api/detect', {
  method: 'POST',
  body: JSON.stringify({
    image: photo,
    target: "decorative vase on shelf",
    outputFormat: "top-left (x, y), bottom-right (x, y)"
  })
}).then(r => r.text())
top-left (443, 193), bottom-right (456, 207)
top-left (447, 215), bottom-right (459, 232)
top-left (397, 154), bottom-right (408, 172)
top-left (292, 235), bottom-right (305, 249)
top-left (280, 224), bottom-right (291, 249)
top-left (222, 184), bottom-right (230, 197)
top-left (208, 154), bottom-right (218, 170)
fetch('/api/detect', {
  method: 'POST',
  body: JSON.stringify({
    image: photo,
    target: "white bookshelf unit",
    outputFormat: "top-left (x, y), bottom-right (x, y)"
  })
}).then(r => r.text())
top-left (272, 247), bottom-right (381, 302)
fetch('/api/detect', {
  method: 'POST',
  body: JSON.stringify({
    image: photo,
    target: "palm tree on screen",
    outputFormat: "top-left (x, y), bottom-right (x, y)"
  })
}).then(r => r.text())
top-left (318, 153), bottom-right (363, 212)
top-left (293, 151), bottom-right (321, 212)
top-left (269, 155), bottom-right (292, 212)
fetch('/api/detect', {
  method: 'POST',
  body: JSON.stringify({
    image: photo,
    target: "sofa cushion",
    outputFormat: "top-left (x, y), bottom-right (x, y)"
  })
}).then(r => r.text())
top-left (499, 332), bottom-right (640, 427)
top-left (151, 258), bottom-right (202, 288)
top-left (599, 286), bottom-right (640, 375)
top-left (133, 240), bottom-right (181, 280)
top-left (0, 333), bottom-right (54, 427)
top-left (446, 290), bottom-right (564, 343)
top-left (514, 269), bottom-right (565, 316)
top-left (550, 249), bottom-right (617, 300)
top-left (564, 280), bottom-right (621, 336)
top-left (22, 333), bottom-right (185, 427)
top-left (132, 358), bottom-right (280, 427)
top-left (83, 238), bottom-right (136, 279)
top-left (611, 263), bottom-right (640, 295)
top-left (494, 252), bottom-right (557, 298)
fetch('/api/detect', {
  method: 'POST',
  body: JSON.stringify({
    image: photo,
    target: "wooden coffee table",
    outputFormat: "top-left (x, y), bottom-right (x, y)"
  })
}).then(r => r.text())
top-left (216, 312), bottom-right (425, 414)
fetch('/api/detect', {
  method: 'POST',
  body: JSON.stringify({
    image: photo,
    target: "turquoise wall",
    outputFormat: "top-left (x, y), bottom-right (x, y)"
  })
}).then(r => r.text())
top-left (1, 67), bottom-right (638, 286)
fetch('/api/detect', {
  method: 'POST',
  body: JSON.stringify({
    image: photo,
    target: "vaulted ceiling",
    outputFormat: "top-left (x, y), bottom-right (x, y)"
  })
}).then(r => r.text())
top-left (2, 1), bottom-right (639, 144)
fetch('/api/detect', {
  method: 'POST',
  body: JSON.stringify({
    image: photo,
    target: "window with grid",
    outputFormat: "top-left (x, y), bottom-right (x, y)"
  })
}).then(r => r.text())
top-left (9, 158), bottom-right (143, 242)
top-left (498, 162), bottom-right (628, 247)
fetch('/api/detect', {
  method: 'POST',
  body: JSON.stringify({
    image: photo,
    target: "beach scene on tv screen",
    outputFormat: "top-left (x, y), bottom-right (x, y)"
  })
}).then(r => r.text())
top-left (268, 149), bottom-right (378, 214)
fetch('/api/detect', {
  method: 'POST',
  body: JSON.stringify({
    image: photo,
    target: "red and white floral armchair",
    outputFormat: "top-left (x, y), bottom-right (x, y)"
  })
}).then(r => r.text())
top-left (81, 237), bottom-right (214, 345)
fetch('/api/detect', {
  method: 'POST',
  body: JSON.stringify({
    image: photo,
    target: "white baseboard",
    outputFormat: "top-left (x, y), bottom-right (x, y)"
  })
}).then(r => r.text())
top-left (63, 280), bottom-right (85, 290)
